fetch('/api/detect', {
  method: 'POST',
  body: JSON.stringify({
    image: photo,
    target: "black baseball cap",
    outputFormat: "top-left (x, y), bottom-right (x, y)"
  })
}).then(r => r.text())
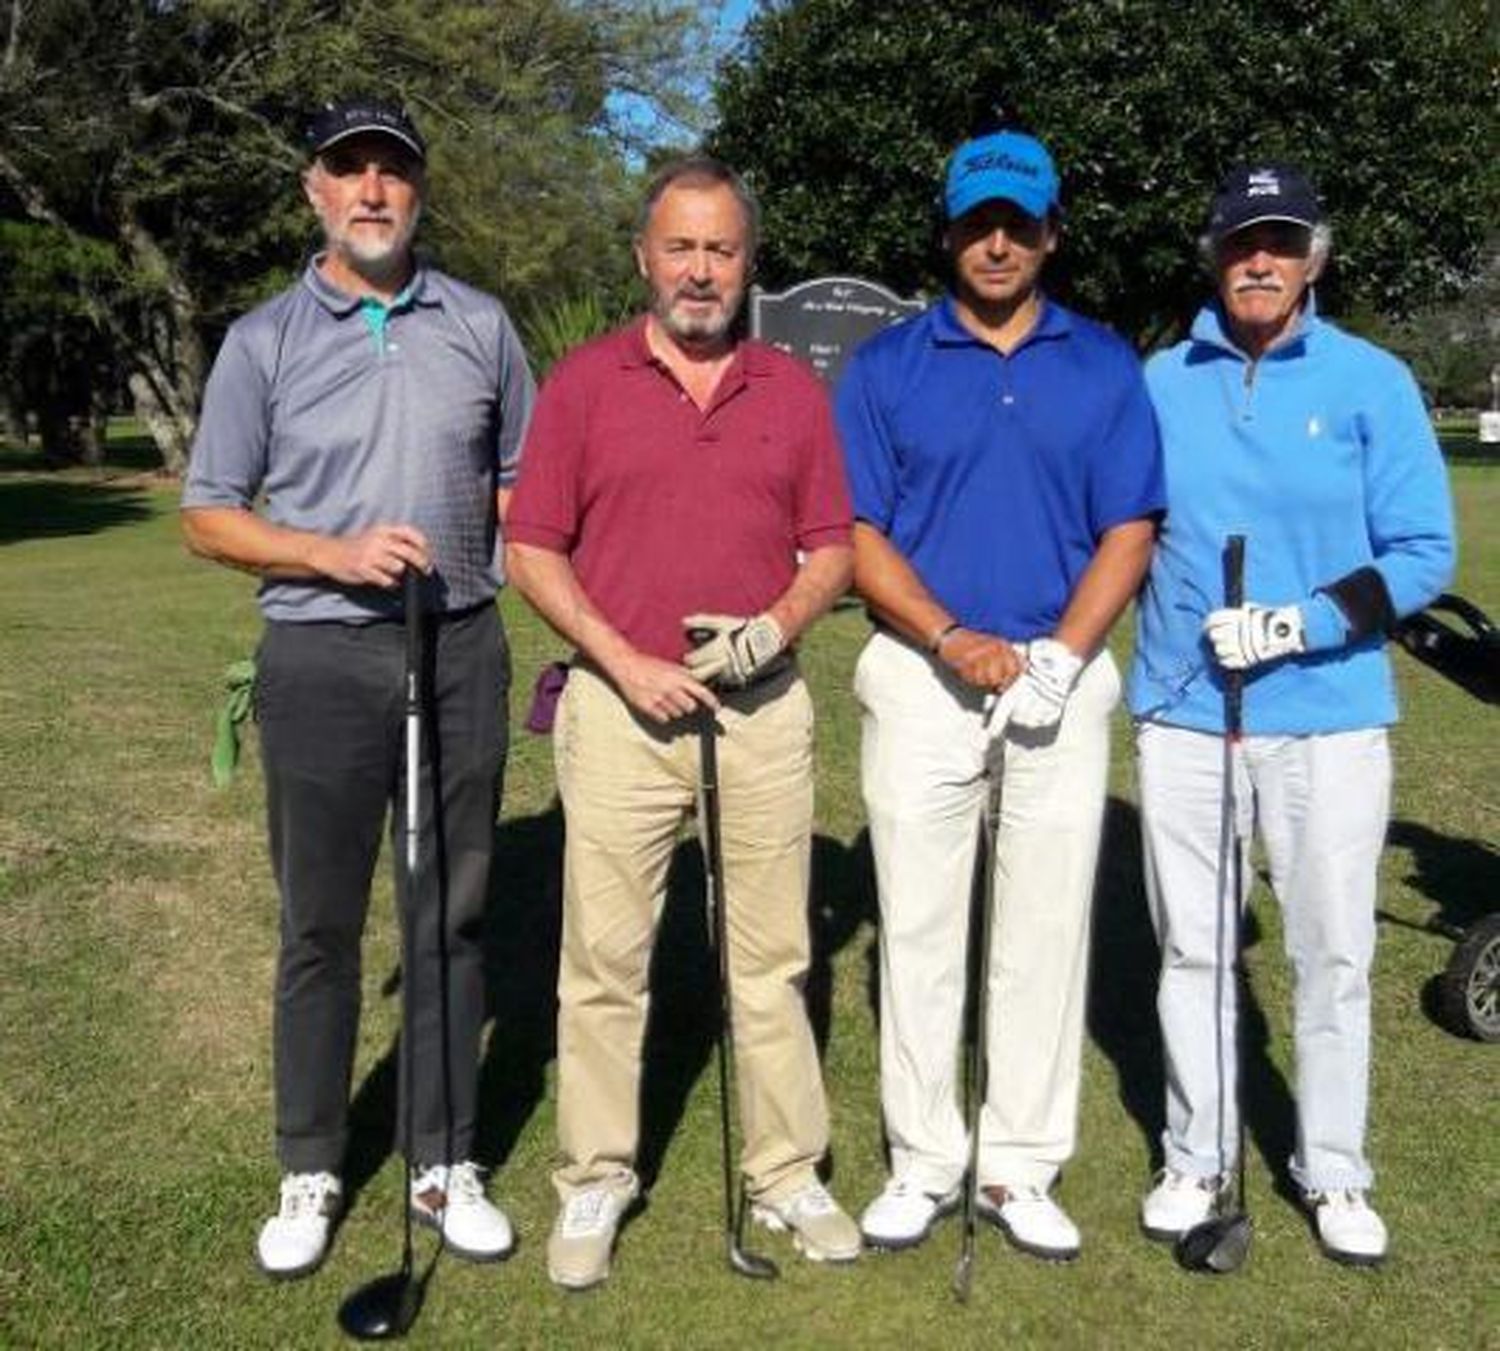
top-left (305, 99), bottom-right (426, 163)
top-left (1206, 163), bottom-right (1323, 244)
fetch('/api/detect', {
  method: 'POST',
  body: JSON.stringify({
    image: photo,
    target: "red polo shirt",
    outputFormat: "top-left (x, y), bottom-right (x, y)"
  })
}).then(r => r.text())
top-left (508, 318), bottom-right (853, 661)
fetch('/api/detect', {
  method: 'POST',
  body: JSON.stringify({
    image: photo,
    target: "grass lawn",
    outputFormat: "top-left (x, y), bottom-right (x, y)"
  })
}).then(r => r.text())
top-left (0, 450), bottom-right (1495, 1349)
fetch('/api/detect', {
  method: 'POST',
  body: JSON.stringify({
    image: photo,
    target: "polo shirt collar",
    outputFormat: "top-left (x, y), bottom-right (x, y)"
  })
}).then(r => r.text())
top-left (301, 255), bottom-right (437, 317)
top-left (930, 294), bottom-right (1072, 348)
top-left (1191, 289), bottom-right (1321, 361)
top-left (620, 313), bottom-right (772, 382)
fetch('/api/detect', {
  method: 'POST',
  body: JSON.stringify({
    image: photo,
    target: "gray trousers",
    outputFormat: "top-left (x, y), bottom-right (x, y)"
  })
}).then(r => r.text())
top-left (255, 603), bottom-right (508, 1173)
top-left (1136, 721), bottom-right (1390, 1193)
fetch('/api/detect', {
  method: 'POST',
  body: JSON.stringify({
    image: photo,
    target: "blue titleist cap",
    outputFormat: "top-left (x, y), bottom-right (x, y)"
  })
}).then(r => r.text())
top-left (943, 130), bottom-right (1060, 222)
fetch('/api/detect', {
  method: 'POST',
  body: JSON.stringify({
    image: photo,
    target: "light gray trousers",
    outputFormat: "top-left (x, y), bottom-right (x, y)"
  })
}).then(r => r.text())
top-left (1136, 721), bottom-right (1391, 1193)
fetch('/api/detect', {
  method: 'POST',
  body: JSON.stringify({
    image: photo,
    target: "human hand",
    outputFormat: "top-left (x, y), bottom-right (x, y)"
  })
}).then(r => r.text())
top-left (1203, 603), bottom-right (1305, 670)
top-left (1009, 637), bottom-right (1084, 730)
top-left (611, 650), bottom-right (718, 724)
top-left (937, 627), bottom-right (1024, 692)
top-left (311, 524), bottom-right (431, 588)
top-left (682, 613), bottom-right (787, 689)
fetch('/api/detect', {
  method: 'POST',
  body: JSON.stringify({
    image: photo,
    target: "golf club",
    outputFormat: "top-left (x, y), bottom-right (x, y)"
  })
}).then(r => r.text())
top-left (953, 722), bottom-right (1005, 1303)
top-left (1175, 533), bottom-right (1253, 1275)
top-left (338, 566), bottom-right (433, 1338)
top-left (695, 705), bottom-right (779, 1281)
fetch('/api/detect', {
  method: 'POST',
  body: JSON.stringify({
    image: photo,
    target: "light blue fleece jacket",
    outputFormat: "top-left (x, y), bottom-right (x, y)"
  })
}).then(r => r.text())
top-left (1128, 300), bottom-right (1455, 735)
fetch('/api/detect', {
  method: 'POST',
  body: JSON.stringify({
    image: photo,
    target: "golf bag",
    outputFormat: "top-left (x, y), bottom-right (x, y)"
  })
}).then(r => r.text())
top-left (1393, 593), bottom-right (1499, 705)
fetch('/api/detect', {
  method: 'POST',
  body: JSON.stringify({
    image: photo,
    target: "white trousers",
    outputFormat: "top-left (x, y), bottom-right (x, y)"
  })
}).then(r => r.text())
top-left (1136, 721), bottom-right (1390, 1192)
top-left (855, 631), bottom-right (1117, 1191)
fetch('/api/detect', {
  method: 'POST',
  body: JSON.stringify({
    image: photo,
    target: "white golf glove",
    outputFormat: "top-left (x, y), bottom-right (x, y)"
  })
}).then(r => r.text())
top-left (1203, 603), bottom-right (1306, 670)
top-left (1009, 637), bottom-right (1084, 731)
top-left (682, 612), bottom-right (787, 689)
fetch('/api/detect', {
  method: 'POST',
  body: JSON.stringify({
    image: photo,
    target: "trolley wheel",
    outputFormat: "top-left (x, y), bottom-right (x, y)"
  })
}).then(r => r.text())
top-left (1439, 913), bottom-right (1500, 1042)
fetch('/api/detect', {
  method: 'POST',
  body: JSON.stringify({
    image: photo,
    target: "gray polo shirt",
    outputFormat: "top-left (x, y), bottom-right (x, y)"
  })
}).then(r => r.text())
top-left (183, 259), bottom-right (535, 622)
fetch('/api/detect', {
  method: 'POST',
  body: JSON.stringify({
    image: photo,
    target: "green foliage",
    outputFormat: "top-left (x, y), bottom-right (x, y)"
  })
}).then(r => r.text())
top-left (1347, 244), bottom-right (1500, 410)
top-left (0, 222), bottom-right (125, 463)
top-left (0, 0), bottom-right (712, 464)
top-left (522, 290), bottom-right (635, 378)
top-left (711, 0), bottom-right (1500, 346)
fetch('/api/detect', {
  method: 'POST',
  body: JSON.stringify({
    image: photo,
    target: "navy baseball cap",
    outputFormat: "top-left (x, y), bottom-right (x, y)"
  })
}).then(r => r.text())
top-left (1206, 163), bottom-right (1323, 244)
top-left (305, 99), bottom-right (426, 163)
top-left (944, 130), bottom-right (1060, 223)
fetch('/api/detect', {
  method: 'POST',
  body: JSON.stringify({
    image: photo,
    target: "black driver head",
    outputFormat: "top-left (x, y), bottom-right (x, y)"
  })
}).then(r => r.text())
top-left (337, 1270), bottom-right (425, 1341)
top-left (1175, 1212), bottom-right (1252, 1274)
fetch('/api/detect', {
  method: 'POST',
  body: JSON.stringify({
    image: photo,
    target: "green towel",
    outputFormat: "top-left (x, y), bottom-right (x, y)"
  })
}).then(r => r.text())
top-left (212, 659), bottom-right (257, 788)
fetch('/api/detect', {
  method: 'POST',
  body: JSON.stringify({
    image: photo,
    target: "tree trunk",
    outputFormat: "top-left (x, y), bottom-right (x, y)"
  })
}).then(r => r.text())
top-left (0, 149), bottom-right (208, 475)
top-left (117, 207), bottom-right (206, 477)
top-left (127, 369), bottom-right (195, 474)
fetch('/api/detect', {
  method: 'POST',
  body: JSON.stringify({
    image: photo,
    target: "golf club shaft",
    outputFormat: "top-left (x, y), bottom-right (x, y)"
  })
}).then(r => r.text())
top-left (400, 566), bottom-right (424, 1268)
top-left (954, 746), bottom-right (1003, 1301)
top-left (697, 710), bottom-right (777, 1279)
top-left (1222, 537), bottom-right (1247, 1217)
top-left (700, 716), bottom-right (735, 1232)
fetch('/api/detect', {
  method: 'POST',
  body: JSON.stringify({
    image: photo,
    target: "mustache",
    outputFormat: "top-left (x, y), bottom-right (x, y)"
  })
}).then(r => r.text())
top-left (673, 284), bottom-right (722, 302)
top-left (1232, 280), bottom-right (1285, 295)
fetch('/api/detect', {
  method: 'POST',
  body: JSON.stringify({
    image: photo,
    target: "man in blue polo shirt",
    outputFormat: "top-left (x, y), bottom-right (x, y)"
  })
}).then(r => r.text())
top-left (837, 125), bottom-right (1163, 1259)
top-left (181, 98), bottom-right (534, 1279)
top-left (1129, 165), bottom-right (1453, 1266)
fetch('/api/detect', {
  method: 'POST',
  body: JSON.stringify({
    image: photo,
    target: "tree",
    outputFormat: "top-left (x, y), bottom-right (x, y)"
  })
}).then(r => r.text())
top-left (0, 221), bottom-right (125, 464)
top-left (710, 0), bottom-right (1499, 349)
top-left (0, 0), bottom-right (712, 471)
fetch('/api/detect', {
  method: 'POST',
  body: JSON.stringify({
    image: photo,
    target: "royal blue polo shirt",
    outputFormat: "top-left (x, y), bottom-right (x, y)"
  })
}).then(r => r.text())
top-left (835, 295), bottom-right (1164, 640)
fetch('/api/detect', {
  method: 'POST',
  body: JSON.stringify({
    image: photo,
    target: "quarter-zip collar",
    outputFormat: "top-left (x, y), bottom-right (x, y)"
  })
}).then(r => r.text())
top-left (1189, 289), bottom-right (1321, 365)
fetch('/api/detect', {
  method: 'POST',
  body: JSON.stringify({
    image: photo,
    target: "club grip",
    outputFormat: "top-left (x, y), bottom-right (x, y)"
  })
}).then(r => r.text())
top-left (1223, 535), bottom-right (1245, 737)
top-left (404, 567), bottom-right (424, 697)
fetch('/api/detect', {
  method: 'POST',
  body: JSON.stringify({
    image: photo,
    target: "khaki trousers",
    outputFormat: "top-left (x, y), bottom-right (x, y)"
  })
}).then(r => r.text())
top-left (551, 663), bottom-right (829, 1206)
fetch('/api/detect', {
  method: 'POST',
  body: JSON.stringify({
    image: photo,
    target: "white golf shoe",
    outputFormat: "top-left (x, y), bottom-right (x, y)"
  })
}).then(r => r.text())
top-left (752, 1180), bottom-right (861, 1262)
top-left (547, 1176), bottom-right (640, 1291)
top-left (859, 1176), bottom-right (961, 1250)
top-left (976, 1183), bottom-right (1080, 1261)
top-left (256, 1171), bottom-right (342, 1279)
top-left (410, 1161), bottom-right (514, 1262)
top-left (1140, 1169), bottom-right (1225, 1241)
top-left (1308, 1188), bottom-right (1388, 1267)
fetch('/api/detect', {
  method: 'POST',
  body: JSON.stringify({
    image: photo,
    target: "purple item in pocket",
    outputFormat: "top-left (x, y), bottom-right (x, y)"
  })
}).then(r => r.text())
top-left (525, 661), bottom-right (570, 734)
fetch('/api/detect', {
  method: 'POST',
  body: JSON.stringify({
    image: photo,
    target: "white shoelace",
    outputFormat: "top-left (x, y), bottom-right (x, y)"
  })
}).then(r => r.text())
top-left (1157, 1170), bottom-right (1216, 1195)
top-left (561, 1189), bottom-right (616, 1238)
top-left (411, 1160), bottom-right (488, 1211)
top-left (280, 1172), bottom-right (339, 1219)
top-left (786, 1183), bottom-right (836, 1219)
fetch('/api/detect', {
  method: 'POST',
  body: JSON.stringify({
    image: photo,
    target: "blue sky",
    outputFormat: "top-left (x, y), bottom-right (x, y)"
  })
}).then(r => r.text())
top-left (608, 0), bottom-right (762, 153)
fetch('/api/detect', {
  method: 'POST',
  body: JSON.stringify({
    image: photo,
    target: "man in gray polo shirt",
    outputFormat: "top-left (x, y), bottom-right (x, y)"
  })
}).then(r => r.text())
top-left (181, 98), bottom-right (534, 1280)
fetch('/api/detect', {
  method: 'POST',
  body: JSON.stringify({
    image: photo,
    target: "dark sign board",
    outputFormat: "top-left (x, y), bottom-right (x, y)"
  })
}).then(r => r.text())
top-left (751, 276), bottom-right (924, 385)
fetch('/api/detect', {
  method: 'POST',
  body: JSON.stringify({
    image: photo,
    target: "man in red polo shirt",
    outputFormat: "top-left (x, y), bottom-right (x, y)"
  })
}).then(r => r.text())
top-left (507, 155), bottom-right (859, 1291)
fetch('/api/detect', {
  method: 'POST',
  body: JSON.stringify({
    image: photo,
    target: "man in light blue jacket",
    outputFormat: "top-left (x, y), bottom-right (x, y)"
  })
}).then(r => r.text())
top-left (1128, 163), bottom-right (1454, 1267)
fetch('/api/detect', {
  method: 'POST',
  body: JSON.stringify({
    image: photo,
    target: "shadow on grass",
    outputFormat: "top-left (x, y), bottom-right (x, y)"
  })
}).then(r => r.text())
top-left (1437, 429), bottom-right (1499, 465)
top-left (0, 476), bottom-right (157, 545)
top-left (343, 796), bottom-right (872, 1201)
top-left (1089, 795), bottom-right (1298, 1193)
top-left (1382, 817), bottom-right (1500, 1036)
